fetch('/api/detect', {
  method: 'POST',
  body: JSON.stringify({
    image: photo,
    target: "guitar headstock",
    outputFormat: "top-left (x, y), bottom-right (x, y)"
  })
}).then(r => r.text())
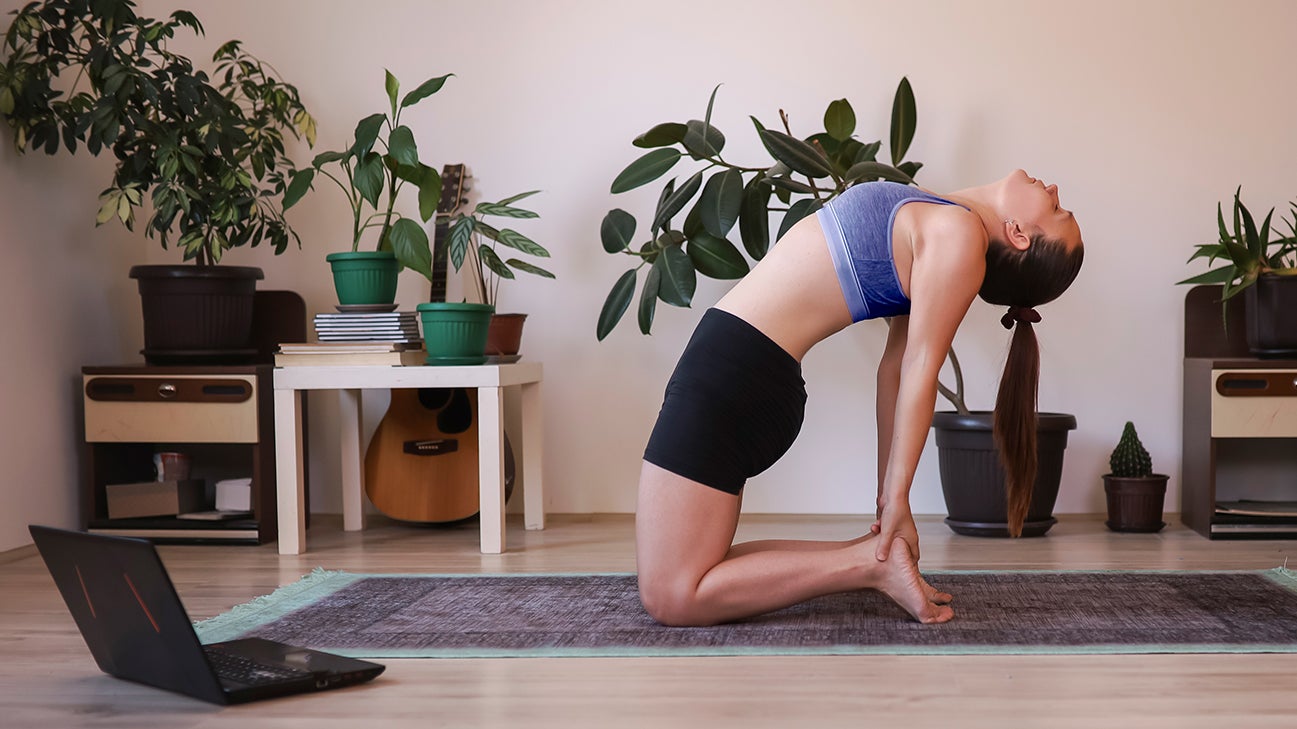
top-left (438, 164), bottom-right (471, 218)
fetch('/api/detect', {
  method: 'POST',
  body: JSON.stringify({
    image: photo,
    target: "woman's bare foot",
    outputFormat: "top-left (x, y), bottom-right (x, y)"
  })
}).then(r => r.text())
top-left (868, 537), bottom-right (955, 624)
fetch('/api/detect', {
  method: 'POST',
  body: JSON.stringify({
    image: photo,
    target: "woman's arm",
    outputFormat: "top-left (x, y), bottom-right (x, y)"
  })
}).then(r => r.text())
top-left (874, 209), bottom-right (985, 561)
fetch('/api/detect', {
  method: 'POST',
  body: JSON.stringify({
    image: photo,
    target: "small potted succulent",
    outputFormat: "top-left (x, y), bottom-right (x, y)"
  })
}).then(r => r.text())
top-left (1103, 422), bottom-right (1169, 533)
top-left (444, 190), bottom-right (553, 359)
top-left (284, 71), bottom-right (449, 307)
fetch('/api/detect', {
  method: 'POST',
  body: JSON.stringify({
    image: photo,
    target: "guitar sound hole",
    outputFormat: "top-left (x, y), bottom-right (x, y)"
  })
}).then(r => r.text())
top-left (417, 388), bottom-right (453, 410)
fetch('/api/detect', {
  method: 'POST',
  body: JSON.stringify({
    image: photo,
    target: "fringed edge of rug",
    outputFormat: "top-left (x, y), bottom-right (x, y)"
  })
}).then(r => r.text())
top-left (192, 568), bottom-right (362, 644)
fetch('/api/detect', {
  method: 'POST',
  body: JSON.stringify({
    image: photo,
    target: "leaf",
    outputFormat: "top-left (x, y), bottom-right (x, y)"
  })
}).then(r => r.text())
top-left (95, 191), bottom-right (118, 225)
top-left (824, 98), bottom-right (856, 142)
top-left (353, 153), bottom-right (385, 208)
top-left (652, 171), bottom-right (704, 233)
top-left (1176, 266), bottom-right (1237, 286)
top-left (687, 231), bottom-right (749, 279)
top-left (763, 175), bottom-right (816, 195)
top-left (384, 70), bottom-right (399, 115)
top-left (638, 262), bottom-right (661, 334)
top-left (759, 129), bottom-right (833, 178)
top-left (656, 245), bottom-right (696, 307)
top-left (282, 168), bottom-right (314, 210)
top-left (601, 209), bottom-right (637, 253)
top-left (495, 228), bottom-right (549, 257)
top-left (682, 119), bottom-right (725, 159)
top-left (845, 161), bottom-right (914, 185)
top-left (312, 150), bottom-right (347, 167)
top-left (388, 218), bottom-right (432, 279)
top-left (496, 190), bottom-right (541, 206)
top-left (889, 77), bottom-right (916, 165)
top-left (401, 73), bottom-right (453, 108)
top-left (633, 122), bottom-right (688, 149)
top-left (387, 125), bottom-right (418, 168)
top-left (777, 198), bottom-right (822, 240)
top-left (474, 201), bottom-right (539, 219)
top-left (448, 215), bottom-right (476, 270)
top-left (350, 113), bottom-right (386, 157)
top-left (597, 268), bottom-right (638, 341)
top-left (479, 244), bottom-right (514, 279)
top-left (417, 165), bottom-right (441, 222)
top-left (854, 140), bottom-right (882, 164)
top-left (610, 148), bottom-right (681, 194)
top-left (739, 177), bottom-right (772, 260)
top-left (697, 169), bottom-right (743, 237)
top-left (505, 259), bottom-right (555, 278)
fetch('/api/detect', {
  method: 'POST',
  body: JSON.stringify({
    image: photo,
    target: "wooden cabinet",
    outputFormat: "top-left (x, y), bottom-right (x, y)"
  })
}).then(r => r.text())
top-left (81, 364), bottom-right (288, 544)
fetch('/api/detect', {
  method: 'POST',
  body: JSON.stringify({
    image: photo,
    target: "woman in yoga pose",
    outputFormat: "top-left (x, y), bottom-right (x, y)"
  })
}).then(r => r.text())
top-left (637, 169), bottom-right (1084, 626)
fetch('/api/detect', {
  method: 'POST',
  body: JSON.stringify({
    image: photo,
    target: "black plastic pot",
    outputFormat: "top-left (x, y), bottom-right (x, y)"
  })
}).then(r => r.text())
top-left (932, 411), bottom-right (1077, 537)
top-left (129, 265), bottom-right (263, 364)
top-left (1103, 474), bottom-right (1168, 533)
top-left (1244, 274), bottom-right (1297, 358)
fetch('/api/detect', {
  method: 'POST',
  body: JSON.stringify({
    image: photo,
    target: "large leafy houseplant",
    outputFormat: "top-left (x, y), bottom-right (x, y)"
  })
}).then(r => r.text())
top-left (1, 0), bottom-right (315, 264)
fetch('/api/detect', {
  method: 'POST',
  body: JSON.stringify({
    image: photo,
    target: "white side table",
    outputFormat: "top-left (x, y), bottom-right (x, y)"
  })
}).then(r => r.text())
top-left (272, 361), bottom-right (544, 554)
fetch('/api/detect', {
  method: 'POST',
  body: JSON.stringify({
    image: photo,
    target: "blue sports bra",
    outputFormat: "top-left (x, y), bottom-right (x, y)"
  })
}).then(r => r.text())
top-left (815, 181), bottom-right (968, 322)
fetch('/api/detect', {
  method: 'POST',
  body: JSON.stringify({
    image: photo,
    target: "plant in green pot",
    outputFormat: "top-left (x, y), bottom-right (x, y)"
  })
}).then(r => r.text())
top-left (284, 71), bottom-right (449, 307)
top-left (446, 190), bottom-right (554, 358)
top-left (1103, 422), bottom-right (1168, 533)
top-left (1178, 188), bottom-right (1297, 357)
top-left (1, 0), bottom-right (314, 362)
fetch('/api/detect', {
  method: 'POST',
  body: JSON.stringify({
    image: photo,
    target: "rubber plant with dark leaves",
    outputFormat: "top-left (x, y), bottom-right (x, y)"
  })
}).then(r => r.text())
top-left (0, 0), bottom-right (315, 264)
top-left (597, 78), bottom-right (971, 412)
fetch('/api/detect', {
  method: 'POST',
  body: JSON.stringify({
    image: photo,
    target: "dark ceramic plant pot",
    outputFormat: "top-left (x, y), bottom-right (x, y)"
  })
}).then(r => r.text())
top-left (1244, 274), bottom-right (1297, 358)
top-left (129, 264), bottom-right (263, 364)
top-left (1103, 474), bottom-right (1168, 533)
top-left (932, 411), bottom-right (1077, 537)
top-left (485, 313), bottom-right (528, 356)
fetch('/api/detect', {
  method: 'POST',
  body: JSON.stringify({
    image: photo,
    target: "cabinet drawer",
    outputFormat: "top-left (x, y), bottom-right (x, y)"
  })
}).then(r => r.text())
top-left (84, 375), bottom-right (259, 443)
top-left (1211, 369), bottom-right (1297, 437)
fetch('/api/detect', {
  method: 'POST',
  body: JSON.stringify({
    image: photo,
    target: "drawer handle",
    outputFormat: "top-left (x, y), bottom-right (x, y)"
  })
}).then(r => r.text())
top-left (158, 383), bottom-right (178, 399)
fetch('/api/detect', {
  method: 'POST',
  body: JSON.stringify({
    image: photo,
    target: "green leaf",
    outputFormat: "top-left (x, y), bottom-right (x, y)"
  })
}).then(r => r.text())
top-left (479, 244), bottom-right (514, 279)
top-left (384, 70), bottom-right (400, 115)
top-left (653, 171), bottom-right (704, 233)
top-left (854, 140), bottom-right (882, 164)
top-left (657, 245), bottom-right (696, 307)
top-left (611, 148), bottom-right (681, 194)
top-left (682, 119), bottom-right (725, 159)
top-left (1176, 266), bottom-right (1237, 286)
top-left (759, 129), bottom-right (833, 178)
top-left (845, 161), bottom-right (914, 185)
top-left (763, 175), bottom-right (816, 195)
top-left (777, 198), bottom-right (822, 240)
top-left (350, 113), bottom-right (386, 157)
top-left (474, 201), bottom-right (539, 219)
top-left (495, 228), bottom-right (549, 257)
top-left (417, 166), bottom-right (441, 222)
top-left (401, 73), bottom-right (453, 108)
top-left (633, 122), bottom-right (688, 148)
top-left (889, 77), bottom-right (916, 165)
top-left (601, 209), bottom-right (637, 253)
top-left (496, 190), bottom-right (541, 206)
top-left (824, 99), bottom-right (855, 142)
top-left (283, 168), bottom-right (314, 210)
top-left (687, 231), bottom-right (749, 279)
top-left (448, 215), bottom-right (475, 269)
top-left (697, 169), bottom-right (743, 237)
top-left (638, 263), bottom-right (660, 335)
top-left (739, 177), bottom-right (772, 260)
top-left (388, 218), bottom-right (432, 279)
top-left (388, 125), bottom-right (418, 168)
top-left (704, 84), bottom-right (721, 128)
top-left (897, 161), bottom-right (923, 179)
top-left (597, 268), bottom-right (638, 340)
top-left (312, 150), bottom-right (347, 167)
top-left (353, 153), bottom-right (385, 208)
top-left (505, 259), bottom-right (555, 278)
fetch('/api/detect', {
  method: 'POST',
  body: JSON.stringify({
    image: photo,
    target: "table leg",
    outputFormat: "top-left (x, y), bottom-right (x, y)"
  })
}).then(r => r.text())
top-left (520, 380), bottom-right (545, 530)
top-left (338, 388), bottom-right (366, 532)
top-left (274, 388), bottom-right (306, 555)
top-left (478, 385), bottom-right (505, 554)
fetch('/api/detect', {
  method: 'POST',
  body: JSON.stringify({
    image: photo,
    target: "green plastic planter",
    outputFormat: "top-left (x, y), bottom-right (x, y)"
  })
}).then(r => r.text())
top-left (326, 251), bottom-right (399, 305)
top-left (417, 302), bottom-right (495, 365)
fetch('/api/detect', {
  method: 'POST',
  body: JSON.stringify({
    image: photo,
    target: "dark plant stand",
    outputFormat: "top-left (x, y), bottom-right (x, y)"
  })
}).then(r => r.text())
top-left (933, 411), bottom-right (1077, 537)
top-left (1103, 475), bottom-right (1168, 533)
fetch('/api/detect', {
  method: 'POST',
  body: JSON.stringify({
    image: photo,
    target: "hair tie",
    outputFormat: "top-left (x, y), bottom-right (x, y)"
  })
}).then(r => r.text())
top-left (1000, 306), bottom-right (1041, 329)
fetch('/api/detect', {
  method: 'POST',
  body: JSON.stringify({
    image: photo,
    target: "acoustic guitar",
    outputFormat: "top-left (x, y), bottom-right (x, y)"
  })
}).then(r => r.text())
top-left (363, 165), bottom-right (515, 524)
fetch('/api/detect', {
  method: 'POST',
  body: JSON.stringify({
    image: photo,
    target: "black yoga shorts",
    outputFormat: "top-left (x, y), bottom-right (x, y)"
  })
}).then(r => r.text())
top-left (643, 308), bottom-right (807, 495)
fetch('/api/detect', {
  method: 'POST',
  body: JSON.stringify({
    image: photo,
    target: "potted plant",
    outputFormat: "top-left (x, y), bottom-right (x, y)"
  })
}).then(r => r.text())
top-left (283, 71), bottom-right (449, 306)
top-left (1, 0), bottom-right (314, 362)
top-left (1178, 188), bottom-right (1297, 357)
top-left (445, 190), bottom-right (554, 358)
top-left (596, 79), bottom-right (1076, 537)
top-left (1102, 421), bottom-right (1168, 533)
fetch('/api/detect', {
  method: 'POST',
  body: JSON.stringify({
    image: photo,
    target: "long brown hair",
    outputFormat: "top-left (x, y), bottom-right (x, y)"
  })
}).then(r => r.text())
top-left (979, 233), bottom-right (1084, 536)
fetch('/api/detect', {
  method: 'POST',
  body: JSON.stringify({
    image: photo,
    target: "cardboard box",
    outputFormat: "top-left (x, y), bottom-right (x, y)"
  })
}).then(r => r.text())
top-left (106, 479), bottom-right (206, 519)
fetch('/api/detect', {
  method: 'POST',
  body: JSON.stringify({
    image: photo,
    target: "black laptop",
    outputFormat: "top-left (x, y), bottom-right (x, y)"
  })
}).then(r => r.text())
top-left (29, 525), bottom-right (385, 705)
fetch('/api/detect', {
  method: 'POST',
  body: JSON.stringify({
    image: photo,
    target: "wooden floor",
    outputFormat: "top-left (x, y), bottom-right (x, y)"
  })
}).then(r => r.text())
top-left (4, 513), bottom-right (1297, 728)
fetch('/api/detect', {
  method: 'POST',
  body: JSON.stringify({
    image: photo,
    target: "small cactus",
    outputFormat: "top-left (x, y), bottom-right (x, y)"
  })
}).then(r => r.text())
top-left (1109, 421), bottom-right (1153, 477)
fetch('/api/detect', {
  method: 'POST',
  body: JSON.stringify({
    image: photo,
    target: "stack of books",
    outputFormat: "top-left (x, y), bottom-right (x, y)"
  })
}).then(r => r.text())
top-left (275, 341), bottom-right (426, 367)
top-left (313, 311), bottom-right (421, 344)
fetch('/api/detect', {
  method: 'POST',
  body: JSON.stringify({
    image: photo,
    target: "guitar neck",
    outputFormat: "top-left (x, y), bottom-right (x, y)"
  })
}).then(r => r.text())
top-left (430, 218), bottom-right (450, 304)
top-left (429, 163), bottom-right (468, 305)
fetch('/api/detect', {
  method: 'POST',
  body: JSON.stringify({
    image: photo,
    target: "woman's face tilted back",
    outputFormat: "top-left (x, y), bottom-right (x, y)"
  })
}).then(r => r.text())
top-left (996, 169), bottom-right (1083, 253)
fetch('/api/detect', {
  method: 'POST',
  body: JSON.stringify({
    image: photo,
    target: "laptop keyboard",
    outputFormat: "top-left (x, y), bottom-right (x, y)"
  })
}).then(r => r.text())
top-left (206, 648), bottom-right (313, 686)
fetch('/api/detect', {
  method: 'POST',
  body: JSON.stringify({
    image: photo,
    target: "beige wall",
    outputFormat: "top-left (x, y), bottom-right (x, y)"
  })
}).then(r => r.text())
top-left (3, 0), bottom-right (1295, 550)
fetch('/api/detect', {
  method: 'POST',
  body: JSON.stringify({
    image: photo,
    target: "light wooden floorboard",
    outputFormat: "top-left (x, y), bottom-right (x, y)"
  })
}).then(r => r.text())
top-left (3, 513), bottom-right (1297, 728)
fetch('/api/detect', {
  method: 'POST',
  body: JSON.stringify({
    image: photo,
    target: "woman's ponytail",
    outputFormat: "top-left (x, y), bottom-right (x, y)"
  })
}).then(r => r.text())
top-left (994, 307), bottom-right (1041, 537)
